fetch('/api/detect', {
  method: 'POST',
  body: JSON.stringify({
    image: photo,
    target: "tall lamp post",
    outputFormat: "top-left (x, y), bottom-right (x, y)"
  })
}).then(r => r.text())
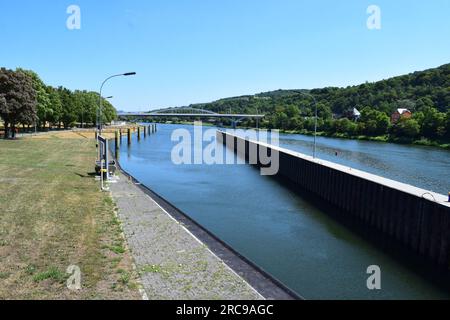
top-left (97, 72), bottom-right (136, 135)
top-left (293, 90), bottom-right (318, 159)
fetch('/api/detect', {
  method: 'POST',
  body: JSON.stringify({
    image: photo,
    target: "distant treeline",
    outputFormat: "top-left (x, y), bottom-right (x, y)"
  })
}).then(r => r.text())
top-left (190, 63), bottom-right (450, 144)
top-left (0, 68), bottom-right (117, 138)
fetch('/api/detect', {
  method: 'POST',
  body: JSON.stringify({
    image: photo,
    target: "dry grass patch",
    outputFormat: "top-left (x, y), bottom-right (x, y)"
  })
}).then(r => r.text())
top-left (0, 136), bottom-right (141, 299)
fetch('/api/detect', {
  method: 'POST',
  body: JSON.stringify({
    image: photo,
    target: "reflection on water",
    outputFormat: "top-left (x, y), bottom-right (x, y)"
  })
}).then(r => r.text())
top-left (117, 124), bottom-right (450, 300)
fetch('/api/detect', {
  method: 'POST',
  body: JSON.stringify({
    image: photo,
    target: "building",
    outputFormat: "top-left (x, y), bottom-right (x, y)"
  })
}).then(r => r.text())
top-left (351, 108), bottom-right (361, 121)
top-left (391, 108), bottom-right (412, 123)
top-left (341, 108), bottom-right (361, 121)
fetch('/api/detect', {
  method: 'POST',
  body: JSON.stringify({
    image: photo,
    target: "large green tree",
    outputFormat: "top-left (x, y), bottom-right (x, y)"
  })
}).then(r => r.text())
top-left (46, 86), bottom-right (63, 128)
top-left (18, 69), bottom-right (52, 129)
top-left (57, 86), bottom-right (78, 129)
top-left (0, 68), bottom-right (37, 138)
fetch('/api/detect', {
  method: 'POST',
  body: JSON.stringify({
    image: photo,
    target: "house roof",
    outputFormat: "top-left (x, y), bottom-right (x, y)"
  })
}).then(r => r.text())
top-left (396, 108), bottom-right (410, 115)
top-left (353, 108), bottom-right (361, 116)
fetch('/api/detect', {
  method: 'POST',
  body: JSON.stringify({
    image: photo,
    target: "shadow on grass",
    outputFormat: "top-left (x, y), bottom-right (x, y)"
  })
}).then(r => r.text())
top-left (74, 172), bottom-right (97, 178)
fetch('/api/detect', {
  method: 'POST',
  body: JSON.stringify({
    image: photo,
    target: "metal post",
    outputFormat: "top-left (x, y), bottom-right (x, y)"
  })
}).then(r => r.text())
top-left (137, 127), bottom-right (141, 141)
top-left (143, 126), bottom-right (147, 138)
top-left (105, 140), bottom-right (109, 181)
top-left (115, 131), bottom-right (119, 159)
top-left (314, 101), bottom-right (318, 159)
top-left (127, 128), bottom-right (131, 145)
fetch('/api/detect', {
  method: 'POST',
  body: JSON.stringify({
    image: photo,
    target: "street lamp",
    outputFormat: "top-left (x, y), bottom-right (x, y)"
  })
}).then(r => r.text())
top-left (293, 90), bottom-right (318, 159)
top-left (97, 72), bottom-right (136, 134)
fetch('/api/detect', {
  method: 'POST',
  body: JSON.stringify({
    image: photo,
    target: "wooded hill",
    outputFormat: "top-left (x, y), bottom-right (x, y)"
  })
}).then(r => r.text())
top-left (184, 63), bottom-right (450, 142)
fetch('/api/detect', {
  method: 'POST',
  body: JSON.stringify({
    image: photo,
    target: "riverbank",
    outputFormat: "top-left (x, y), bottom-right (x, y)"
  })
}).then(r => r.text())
top-left (0, 133), bottom-right (141, 299)
top-left (167, 121), bottom-right (450, 150)
top-left (279, 129), bottom-right (450, 150)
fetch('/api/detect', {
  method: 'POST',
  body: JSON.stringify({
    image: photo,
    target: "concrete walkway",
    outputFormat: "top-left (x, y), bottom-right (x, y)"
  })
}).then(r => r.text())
top-left (109, 172), bottom-right (263, 300)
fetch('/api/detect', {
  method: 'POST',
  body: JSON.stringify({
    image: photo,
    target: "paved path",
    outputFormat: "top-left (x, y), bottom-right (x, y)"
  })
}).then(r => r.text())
top-left (109, 172), bottom-right (263, 300)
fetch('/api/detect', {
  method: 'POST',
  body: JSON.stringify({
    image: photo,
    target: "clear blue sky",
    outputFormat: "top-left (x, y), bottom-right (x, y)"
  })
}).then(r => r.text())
top-left (1, 0), bottom-right (449, 111)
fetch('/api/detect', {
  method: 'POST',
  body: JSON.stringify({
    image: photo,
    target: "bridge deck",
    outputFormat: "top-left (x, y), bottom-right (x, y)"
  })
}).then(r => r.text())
top-left (118, 112), bottom-right (264, 118)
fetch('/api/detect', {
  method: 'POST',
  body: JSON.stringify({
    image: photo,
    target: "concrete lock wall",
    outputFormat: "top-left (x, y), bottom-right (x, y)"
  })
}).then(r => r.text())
top-left (217, 131), bottom-right (450, 269)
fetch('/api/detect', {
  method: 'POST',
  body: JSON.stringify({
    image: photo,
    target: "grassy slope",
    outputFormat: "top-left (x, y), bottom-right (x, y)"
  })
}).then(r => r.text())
top-left (0, 134), bottom-right (140, 299)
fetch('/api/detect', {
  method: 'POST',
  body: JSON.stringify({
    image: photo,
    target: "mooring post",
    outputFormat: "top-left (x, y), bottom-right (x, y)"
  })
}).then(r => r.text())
top-left (119, 129), bottom-right (122, 141)
top-left (127, 128), bottom-right (131, 145)
top-left (148, 125), bottom-right (151, 135)
top-left (137, 127), bottom-right (141, 141)
top-left (115, 131), bottom-right (119, 158)
top-left (143, 126), bottom-right (147, 138)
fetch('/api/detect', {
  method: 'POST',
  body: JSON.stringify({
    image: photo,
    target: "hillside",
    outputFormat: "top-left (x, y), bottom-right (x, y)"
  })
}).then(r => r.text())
top-left (188, 63), bottom-right (449, 116)
top-left (179, 64), bottom-right (449, 146)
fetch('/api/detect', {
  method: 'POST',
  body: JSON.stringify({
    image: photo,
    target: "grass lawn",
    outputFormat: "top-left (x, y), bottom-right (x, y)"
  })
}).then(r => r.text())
top-left (0, 133), bottom-right (141, 299)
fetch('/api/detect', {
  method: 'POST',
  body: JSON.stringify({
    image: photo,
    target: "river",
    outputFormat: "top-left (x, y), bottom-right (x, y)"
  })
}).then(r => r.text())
top-left (115, 123), bottom-right (450, 299)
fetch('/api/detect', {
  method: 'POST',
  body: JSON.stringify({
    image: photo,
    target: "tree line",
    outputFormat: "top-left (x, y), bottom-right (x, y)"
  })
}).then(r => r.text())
top-left (191, 63), bottom-right (450, 143)
top-left (0, 68), bottom-right (117, 139)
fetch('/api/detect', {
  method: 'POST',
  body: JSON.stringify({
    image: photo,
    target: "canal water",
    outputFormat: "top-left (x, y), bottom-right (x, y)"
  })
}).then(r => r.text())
top-left (116, 124), bottom-right (450, 299)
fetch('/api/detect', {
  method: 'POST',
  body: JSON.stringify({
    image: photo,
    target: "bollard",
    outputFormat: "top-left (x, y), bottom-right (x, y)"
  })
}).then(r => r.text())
top-left (115, 131), bottom-right (119, 158)
top-left (143, 126), bottom-right (147, 138)
top-left (148, 125), bottom-right (151, 135)
top-left (127, 128), bottom-right (131, 145)
top-left (119, 129), bottom-right (122, 141)
top-left (137, 127), bottom-right (141, 141)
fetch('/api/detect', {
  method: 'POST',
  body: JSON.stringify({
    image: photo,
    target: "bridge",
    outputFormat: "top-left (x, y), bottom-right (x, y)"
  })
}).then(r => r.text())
top-left (117, 107), bottom-right (264, 120)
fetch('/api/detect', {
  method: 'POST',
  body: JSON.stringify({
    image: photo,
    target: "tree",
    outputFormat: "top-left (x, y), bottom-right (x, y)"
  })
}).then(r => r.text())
top-left (57, 87), bottom-right (78, 129)
top-left (445, 110), bottom-right (450, 138)
top-left (46, 86), bottom-right (62, 128)
top-left (316, 103), bottom-right (332, 119)
top-left (359, 107), bottom-right (390, 136)
top-left (101, 97), bottom-right (117, 124)
top-left (0, 68), bottom-right (37, 139)
top-left (334, 118), bottom-right (357, 135)
top-left (18, 69), bottom-right (51, 129)
top-left (420, 107), bottom-right (445, 138)
top-left (394, 118), bottom-right (421, 138)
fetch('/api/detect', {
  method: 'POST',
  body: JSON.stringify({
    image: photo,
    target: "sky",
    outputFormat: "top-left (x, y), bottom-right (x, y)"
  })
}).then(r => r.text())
top-left (0, 0), bottom-right (449, 111)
